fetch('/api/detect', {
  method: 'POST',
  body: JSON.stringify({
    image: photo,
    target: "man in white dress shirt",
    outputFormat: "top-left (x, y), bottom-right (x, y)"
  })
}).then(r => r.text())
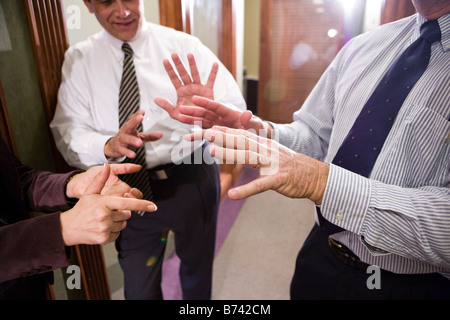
top-left (51, 0), bottom-right (246, 300)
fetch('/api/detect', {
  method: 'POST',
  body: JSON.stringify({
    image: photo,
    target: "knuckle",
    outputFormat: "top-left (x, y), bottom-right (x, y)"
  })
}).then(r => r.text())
top-left (95, 233), bottom-right (110, 245)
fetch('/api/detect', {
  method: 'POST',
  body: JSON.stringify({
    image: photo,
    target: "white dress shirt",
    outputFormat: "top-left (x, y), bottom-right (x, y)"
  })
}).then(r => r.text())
top-left (51, 20), bottom-right (246, 170)
top-left (272, 13), bottom-right (450, 277)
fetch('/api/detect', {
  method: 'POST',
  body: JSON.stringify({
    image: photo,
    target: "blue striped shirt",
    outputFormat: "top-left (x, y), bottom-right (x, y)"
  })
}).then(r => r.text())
top-left (273, 13), bottom-right (450, 277)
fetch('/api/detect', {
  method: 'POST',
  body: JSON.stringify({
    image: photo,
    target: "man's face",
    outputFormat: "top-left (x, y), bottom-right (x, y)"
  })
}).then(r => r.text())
top-left (84, 0), bottom-right (144, 42)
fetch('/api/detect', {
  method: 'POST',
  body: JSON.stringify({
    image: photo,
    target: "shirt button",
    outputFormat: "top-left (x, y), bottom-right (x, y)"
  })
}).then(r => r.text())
top-left (336, 214), bottom-right (344, 221)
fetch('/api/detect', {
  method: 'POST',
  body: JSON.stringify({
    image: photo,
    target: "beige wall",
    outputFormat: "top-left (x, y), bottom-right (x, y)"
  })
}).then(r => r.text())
top-left (243, 0), bottom-right (260, 78)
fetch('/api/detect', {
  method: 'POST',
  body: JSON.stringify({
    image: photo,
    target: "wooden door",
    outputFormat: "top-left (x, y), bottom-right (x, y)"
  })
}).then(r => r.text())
top-left (257, 0), bottom-right (417, 124)
top-left (159, 0), bottom-right (193, 34)
top-left (258, 0), bottom-right (346, 123)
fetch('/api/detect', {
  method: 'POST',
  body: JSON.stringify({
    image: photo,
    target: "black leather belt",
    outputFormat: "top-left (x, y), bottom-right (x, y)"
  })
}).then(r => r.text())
top-left (328, 236), bottom-right (370, 272)
top-left (147, 162), bottom-right (186, 180)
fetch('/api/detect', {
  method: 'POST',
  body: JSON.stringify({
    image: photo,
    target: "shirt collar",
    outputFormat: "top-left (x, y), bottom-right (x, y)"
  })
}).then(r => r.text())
top-left (438, 12), bottom-right (450, 51)
top-left (104, 18), bottom-right (150, 62)
top-left (416, 12), bottom-right (450, 52)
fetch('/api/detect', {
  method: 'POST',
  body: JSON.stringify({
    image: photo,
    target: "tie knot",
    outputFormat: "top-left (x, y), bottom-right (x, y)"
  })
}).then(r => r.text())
top-left (122, 42), bottom-right (133, 56)
top-left (420, 20), bottom-right (441, 44)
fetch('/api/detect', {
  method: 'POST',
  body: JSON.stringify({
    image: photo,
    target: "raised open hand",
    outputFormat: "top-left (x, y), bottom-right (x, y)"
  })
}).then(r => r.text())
top-left (155, 53), bottom-right (218, 125)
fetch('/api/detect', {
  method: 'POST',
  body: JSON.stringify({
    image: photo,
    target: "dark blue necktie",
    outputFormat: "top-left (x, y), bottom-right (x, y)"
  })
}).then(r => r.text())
top-left (318, 20), bottom-right (441, 236)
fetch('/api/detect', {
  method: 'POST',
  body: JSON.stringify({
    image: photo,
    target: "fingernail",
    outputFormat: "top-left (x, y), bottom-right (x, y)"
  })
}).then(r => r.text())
top-left (148, 204), bottom-right (158, 212)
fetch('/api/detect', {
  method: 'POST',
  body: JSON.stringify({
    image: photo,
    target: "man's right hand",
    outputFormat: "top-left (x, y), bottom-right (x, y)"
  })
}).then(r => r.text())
top-left (186, 95), bottom-right (273, 136)
top-left (104, 110), bottom-right (163, 159)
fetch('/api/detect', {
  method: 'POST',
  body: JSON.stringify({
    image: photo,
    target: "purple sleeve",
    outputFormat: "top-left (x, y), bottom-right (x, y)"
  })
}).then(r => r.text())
top-left (0, 212), bottom-right (71, 283)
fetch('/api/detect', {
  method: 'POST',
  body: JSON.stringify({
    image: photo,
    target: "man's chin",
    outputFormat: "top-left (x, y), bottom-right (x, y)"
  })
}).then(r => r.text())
top-left (112, 22), bottom-right (139, 41)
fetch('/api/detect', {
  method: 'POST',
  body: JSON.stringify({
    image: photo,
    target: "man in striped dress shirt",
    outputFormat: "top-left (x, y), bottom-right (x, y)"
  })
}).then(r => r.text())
top-left (162, 0), bottom-right (450, 299)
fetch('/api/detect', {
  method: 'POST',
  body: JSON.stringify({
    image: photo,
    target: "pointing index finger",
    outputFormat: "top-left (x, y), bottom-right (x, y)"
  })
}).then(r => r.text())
top-left (106, 196), bottom-right (157, 213)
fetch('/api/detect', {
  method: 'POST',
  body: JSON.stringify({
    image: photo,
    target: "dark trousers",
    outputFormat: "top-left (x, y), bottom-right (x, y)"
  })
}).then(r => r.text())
top-left (0, 274), bottom-right (48, 300)
top-left (115, 149), bottom-right (220, 300)
top-left (290, 224), bottom-right (450, 300)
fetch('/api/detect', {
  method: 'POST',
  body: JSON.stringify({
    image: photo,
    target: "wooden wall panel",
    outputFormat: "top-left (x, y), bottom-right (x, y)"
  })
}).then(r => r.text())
top-left (258, 0), bottom-right (344, 123)
top-left (159, 0), bottom-right (184, 31)
top-left (24, 0), bottom-right (71, 173)
top-left (23, 0), bottom-right (111, 300)
top-left (159, 0), bottom-right (192, 34)
top-left (218, 0), bottom-right (236, 79)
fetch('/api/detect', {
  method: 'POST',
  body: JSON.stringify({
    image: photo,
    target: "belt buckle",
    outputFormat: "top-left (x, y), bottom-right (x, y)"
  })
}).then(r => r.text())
top-left (153, 169), bottom-right (168, 180)
top-left (328, 236), bottom-right (342, 249)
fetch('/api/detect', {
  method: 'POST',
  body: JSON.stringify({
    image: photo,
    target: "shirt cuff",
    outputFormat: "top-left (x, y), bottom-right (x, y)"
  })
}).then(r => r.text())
top-left (89, 134), bottom-right (114, 166)
top-left (269, 122), bottom-right (290, 147)
top-left (320, 164), bottom-right (372, 234)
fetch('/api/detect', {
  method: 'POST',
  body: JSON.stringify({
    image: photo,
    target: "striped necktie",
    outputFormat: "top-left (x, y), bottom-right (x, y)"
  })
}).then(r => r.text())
top-left (318, 20), bottom-right (441, 235)
top-left (118, 43), bottom-right (153, 209)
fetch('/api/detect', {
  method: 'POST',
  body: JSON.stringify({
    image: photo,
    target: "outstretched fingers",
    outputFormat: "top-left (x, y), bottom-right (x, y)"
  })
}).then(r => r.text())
top-left (209, 143), bottom-right (269, 168)
top-left (206, 62), bottom-right (219, 89)
top-left (109, 163), bottom-right (142, 175)
top-left (171, 53), bottom-right (192, 85)
top-left (163, 58), bottom-right (182, 90)
top-left (204, 126), bottom-right (269, 149)
top-left (106, 196), bottom-right (157, 213)
top-left (191, 96), bottom-right (229, 118)
top-left (187, 53), bottom-right (201, 84)
top-left (227, 175), bottom-right (274, 200)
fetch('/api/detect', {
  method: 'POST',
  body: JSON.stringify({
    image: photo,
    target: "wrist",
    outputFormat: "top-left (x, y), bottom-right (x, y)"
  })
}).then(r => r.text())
top-left (249, 114), bottom-right (273, 139)
top-left (60, 210), bottom-right (75, 246)
top-left (104, 137), bottom-right (114, 159)
top-left (65, 173), bottom-right (80, 205)
top-left (310, 162), bottom-right (330, 205)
